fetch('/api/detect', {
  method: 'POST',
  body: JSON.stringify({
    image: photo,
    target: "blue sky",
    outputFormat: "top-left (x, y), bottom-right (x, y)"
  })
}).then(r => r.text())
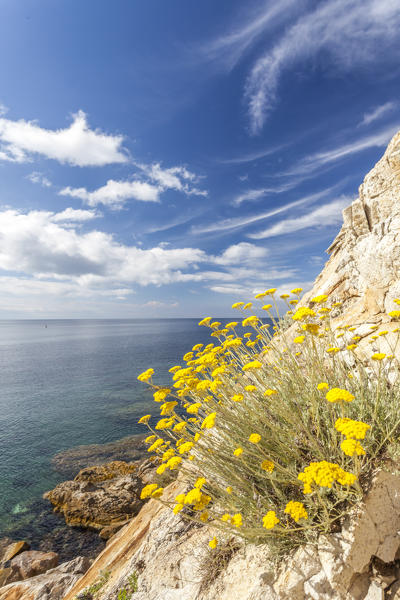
top-left (0, 0), bottom-right (399, 318)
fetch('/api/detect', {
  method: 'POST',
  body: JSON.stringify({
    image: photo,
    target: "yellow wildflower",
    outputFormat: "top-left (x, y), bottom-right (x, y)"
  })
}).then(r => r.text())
top-left (209, 537), bottom-right (218, 549)
top-left (194, 477), bottom-right (206, 489)
top-left (317, 382), bottom-right (329, 390)
top-left (160, 401), bottom-right (178, 416)
top-left (184, 488), bottom-right (203, 505)
top-left (138, 414), bottom-right (151, 424)
top-left (262, 304), bottom-right (272, 311)
top-left (298, 460), bottom-right (357, 493)
top-left (242, 316), bottom-right (259, 327)
top-left (325, 388), bottom-right (354, 403)
top-left (173, 422), bottom-right (187, 432)
top-left (232, 394), bottom-right (244, 402)
top-left (226, 486), bottom-right (233, 494)
top-left (244, 385), bottom-right (257, 392)
top-left (179, 441), bottom-right (194, 455)
top-left (187, 403), bottom-right (202, 415)
top-left (311, 294), bottom-right (328, 303)
top-left (261, 460), bottom-right (274, 472)
top-left (254, 292), bottom-right (267, 299)
top-left (389, 310), bottom-right (400, 319)
top-left (147, 439), bottom-right (164, 452)
top-left (280, 293), bottom-right (290, 299)
top-left (221, 513), bottom-right (231, 522)
top-left (233, 447), bottom-right (243, 457)
top-left (335, 418), bottom-right (369, 440)
top-left (371, 353), bottom-right (386, 361)
top-left (243, 302), bottom-right (252, 309)
top-left (291, 288), bottom-right (303, 294)
top-left (294, 335), bottom-right (305, 343)
top-left (242, 360), bottom-right (262, 371)
top-left (166, 456), bottom-right (182, 470)
top-left (137, 368), bottom-right (154, 382)
top-left (302, 323), bottom-right (320, 334)
top-left (140, 483), bottom-right (158, 499)
top-left (284, 501), bottom-right (308, 522)
top-left (201, 412), bottom-right (216, 429)
top-left (341, 439), bottom-right (366, 456)
top-left (292, 307), bottom-right (316, 321)
top-left (156, 464), bottom-right (167, 475)
top-left (173, 503), bottom-right (184, 514)
top-left (232, 302), bottom-right (244, 309)
top-left (326, 347), bottom-right (340, 354)
top-left (231, 513), bottom-right (243, 527)
top-left (264, 389), bottom-right (277, 396)
top-left (151, 487), bottom-right (164, 498)
top-left (263, 511), bottom-right (279, 529)
top-left (200, 511), bottom-right (209, 523)
top-left (249, 433), bottom-right (261, 444)
top-left (264, 288), bottom-right (277, 295)
top-left (347, 344), bottom-right (358, 351)
top-left (145, 434), bottom-right (156, 443)
top-left (198, 317), bottom-right (212, 326)
top-left (155, 417), bottom-right (174, 430)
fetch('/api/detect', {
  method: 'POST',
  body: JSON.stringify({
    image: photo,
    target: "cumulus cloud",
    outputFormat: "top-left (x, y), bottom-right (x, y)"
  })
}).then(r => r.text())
top-left (358, 101), bottom-right (398, 127)
top-left (27, 171), bottom-right (52, 187)
top-left (51, 208), bottom-right (101, 222)
top-left (243, 0), bottom-right (400, 133)
top-left (59, 179), bottom-right (160, 208)
top-left (248, 196), bottom-right (351, 239)
top-left (214, 242), bottom-right (268, 265)
top-left (0, 110), bottom-right (127, 166)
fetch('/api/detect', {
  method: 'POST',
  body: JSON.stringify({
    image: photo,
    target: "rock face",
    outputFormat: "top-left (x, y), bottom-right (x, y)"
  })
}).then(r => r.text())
top-left (300, 130), bottom-right (400, 337)
top-left (62, 471), bottom-right (400, 600)
top-left (0, 556), bottom-right (91, 600)
top-left (44, 461), bottom-right (144, 538)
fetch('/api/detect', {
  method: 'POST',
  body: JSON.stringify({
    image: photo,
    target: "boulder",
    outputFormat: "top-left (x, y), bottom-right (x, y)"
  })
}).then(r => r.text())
top-left (0, 541), bottom-right (30, 566)
top-left (0, 556), bottom-right (91, 600)
top-left (44, 461), bottom-right (144, 531)
top-left (10, 551), bottom-right (58, 579)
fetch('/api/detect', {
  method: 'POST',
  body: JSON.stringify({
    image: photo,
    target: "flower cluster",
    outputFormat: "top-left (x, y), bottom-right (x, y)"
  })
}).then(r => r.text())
top-left (134, 289), bottom-right (400, 551)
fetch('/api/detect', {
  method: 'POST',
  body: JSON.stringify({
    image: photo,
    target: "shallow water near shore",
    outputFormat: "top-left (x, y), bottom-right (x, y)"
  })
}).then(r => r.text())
top-left (0, 318), bottom-right (242, 557)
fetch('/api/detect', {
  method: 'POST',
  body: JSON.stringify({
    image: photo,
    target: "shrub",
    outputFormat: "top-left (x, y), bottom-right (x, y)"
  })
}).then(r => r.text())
top-left (137, 289), bottom-right (400, 554)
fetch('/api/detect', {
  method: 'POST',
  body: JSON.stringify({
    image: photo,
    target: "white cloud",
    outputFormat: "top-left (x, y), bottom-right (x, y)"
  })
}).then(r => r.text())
top-left (59, 179), bottom-right (160, 208)
top-left (0, 103), bottom-right (8, 116)
top-left (244, 0), bottom-right (400, 133)
top-left (135, 162), bottom-right (208, 197)
top-left (283, 125), bottom-right (398, 177)
top-left (0, 110), bottom-right (127, 166)
top-left (27, 171), bottom-right (52, 187)
top-left (200, 0), bottom-right (301, 72)
top-left (248, 196), bottom-right (351, 239)
top-left (192, 187), bottom-right (335, 234)
top-left (233, 188), bottom-right (268, 206)
top-left (51, 208), bottom-right (101, 222)
top-left (358, 101), bottom-right (398, 127)
top-left (214, 242), bottom-right (268, 265)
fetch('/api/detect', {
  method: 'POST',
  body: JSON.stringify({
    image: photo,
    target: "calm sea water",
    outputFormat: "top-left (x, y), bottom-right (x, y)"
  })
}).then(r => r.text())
top-left (0, 318), bottom-right (225, 545)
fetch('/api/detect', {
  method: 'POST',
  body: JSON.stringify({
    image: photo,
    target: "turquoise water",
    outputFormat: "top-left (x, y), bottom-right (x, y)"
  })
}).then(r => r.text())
top-left (0, 318), bottom-right (223, 543)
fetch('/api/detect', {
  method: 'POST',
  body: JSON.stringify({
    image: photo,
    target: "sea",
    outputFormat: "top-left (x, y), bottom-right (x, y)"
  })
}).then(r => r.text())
top-left (0, 318), bottom-right (236, 558)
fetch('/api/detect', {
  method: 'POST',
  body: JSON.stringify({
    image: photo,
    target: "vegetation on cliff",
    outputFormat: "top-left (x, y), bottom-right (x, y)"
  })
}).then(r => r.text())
top-left (137, 289), bottom-right (400, 554)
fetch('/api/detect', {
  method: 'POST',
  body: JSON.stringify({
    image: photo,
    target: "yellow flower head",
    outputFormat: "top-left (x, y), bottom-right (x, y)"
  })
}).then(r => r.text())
top-left (160, 401), bottom-right (178, 416)
top-left (280, 293), bottom-right (290, 299)
top-left (221, 513), bottom-right (231, 522)
top-left (145, 434), bottom-right (156, 444)
top-left (242, 360), bottom-right (262, 371)
top-left (201, 412), bottom-right (216, 429)
top-left (264, 288), bottom-right (277, 295)
top-left (243, 302), bottom-right (253, 310)
top-left (371, 353), bottom-right (386, 361)
top-left (137, 368), bottom-right (154, 382)
top-left (341, 439), bottom-right (366, 457)
top-left (187, 402), bottom-right (202, 415)
top-left (254, 292), bottom-right (267, 299)
top-left (317, 382), bottom-right (329, 391)
top-left (311, 294), bottom-right (328, 303)
top-left (244, 385), bottom-right (257, 392)
top-left (302, 323), bottom-right (320, 335)
top-left (173, 421), bottom-right (187, 432)
top-left (233, 447), bottom-right (243, 456)
top-left (249, 433), bottom-right (261, 444)
top-left (292, 307), bottom-right (316, 321)
top-left (261, 460), bottom-right (274, 472)
top-left (335, 417), bottom-right (370, 440)
top-left (232, 394), bottom-right (244, 402)
top-left (264, 389), bottom-right (277, 396)
top-left (166, 456), bottom-right (182, 470)
top-left (325, 388), bottom-right (354, 403)
top-left (155, 417), bottom-right (174, 430)
top-left (147, 438), bottom-right (164, 453)
top-left (291, 288), bottom-right (303, 294)
top-left (184, 488), bottom-right (203, 505)
top-left (198, 317), bottom-right (212, 327)
top-left (173, 503), bottom-right (184, 514)
top-left (140, 483), bottom-right (158, 499)
top-left (262, 304), bottom-right (272, 311)
top-left (242, 316), bottom-right (259, 327)
top-left (231, 513), bottom-right (243, 527)
top-left (232, 302), bottom-right (244, 309)
top-left (179, 441), bottom-right (194, 455)
top-left (326, 347), bottom-right (340, 354)
top-left (156, 464), bottom-right (167, 475)
top-left (138, 414), bottom-right (151, 424)
top-left (347, 344), bottom-right (358, 351)
top-left (194, 477), bottom-right (206, 490)
top-left (263, 511), bottom-right (279, 529)
top-left (209, 537), bottom-right (218, 549)
top-left (151, 487), bottom-right (164, 499)
top-left (226, 486), bottom-right (233, 494)
top-left (284, 501), bottom-right (308, 522)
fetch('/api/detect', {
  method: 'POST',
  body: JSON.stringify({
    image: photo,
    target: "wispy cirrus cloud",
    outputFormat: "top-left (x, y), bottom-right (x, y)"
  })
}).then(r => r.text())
top-left (243, 0), bottom-right (400, 134)
top-left (358, 101), bottom-right (398, 127)
top-left (135, 162), bottom-right (208, 197)
top-left (281, 124), bottom-right (398, 177)
top-left (248, 195), bottom-right (351, 239)
top-left (192, 187), bottom-right (336, 235)
top-left (0, 110), bottom-right (128, 166)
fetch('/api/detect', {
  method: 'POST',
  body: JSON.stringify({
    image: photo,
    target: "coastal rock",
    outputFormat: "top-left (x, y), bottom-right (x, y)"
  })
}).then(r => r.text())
top-left (10, 550), bottom-right (58, 579)
top-left (63, 471), bottom-right (400, 600)
top-left (0, 541), bottom-right (30, 566)
top-left (44, 461), bottom-right (144, 531)
top-left (0, 556), bottom-right (91, 600)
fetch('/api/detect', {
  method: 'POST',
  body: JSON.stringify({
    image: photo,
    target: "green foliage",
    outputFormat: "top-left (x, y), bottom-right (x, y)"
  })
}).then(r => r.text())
top-left (117, 571), bottom-right (138, 599)
top-left (75, 570), bottom-right (111, 599)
